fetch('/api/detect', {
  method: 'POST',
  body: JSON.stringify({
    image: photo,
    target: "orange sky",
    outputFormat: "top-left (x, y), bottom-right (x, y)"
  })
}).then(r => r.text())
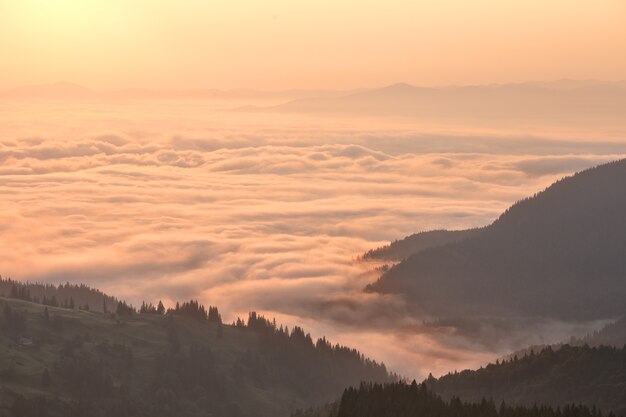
top-left (0, 0), bottom-right (625, 90)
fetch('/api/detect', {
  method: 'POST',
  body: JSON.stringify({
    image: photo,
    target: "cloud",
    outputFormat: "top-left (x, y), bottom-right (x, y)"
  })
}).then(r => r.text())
top-left (0, 100), bottom-right (624, 378)
top-left (512, 156), bottom-right (618, 176)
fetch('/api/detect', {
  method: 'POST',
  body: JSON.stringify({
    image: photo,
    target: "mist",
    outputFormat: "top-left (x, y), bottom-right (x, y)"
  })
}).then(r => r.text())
top-left (1, 96), bottom-right (624, 378)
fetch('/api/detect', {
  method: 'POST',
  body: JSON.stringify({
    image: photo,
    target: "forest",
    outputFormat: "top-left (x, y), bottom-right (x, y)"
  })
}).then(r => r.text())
top-left (0, 283), bottom-right (393, 417)
top-left (425, 345), bottom-right (626, 416)
top-left (294, 382), bottom-right (616, 417)
top-left (0, 277), bottom-right (118, 313)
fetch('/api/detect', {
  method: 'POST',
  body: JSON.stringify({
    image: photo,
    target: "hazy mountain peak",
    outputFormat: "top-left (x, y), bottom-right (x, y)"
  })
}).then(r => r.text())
top-left (1, 82), bottom-right (95, 98)
top-left (381, 82), bottom-right (418, 91)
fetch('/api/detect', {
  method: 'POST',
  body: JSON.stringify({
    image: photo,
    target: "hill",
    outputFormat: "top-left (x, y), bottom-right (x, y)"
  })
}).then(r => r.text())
top-left (0, 295), bottom-right (392, 417)
top-left (424, 344), bottom-right (626, 416)
top-left (367, 159), bottom-right (626, 320)
top-left (361, 228), bottom-right (484, 262)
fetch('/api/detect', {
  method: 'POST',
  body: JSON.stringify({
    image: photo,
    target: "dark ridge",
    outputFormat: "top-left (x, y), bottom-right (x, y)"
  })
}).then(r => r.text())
top-left (425, 344), bottom-right (626, 416)
top-left (362, 228), bottom-right (485, 262)
top-left (368, 159), bottom-right (626, 320)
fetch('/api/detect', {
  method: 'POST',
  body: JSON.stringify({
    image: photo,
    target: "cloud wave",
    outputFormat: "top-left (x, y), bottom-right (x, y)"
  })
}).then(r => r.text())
top-left (1, 101), bottom-right (624, 378)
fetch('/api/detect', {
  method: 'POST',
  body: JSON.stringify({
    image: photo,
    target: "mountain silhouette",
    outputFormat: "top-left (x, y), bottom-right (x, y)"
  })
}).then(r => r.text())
top-left (367, 159), bottom-right (626, 320)
top-left (266, 81), bottom-right (626, 123)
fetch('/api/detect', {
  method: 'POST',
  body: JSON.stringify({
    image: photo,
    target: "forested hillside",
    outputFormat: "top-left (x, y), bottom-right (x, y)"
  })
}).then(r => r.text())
top-left (0, 294), bottom-right (392, 417)
top-left (368, 159), bottom-right (626, 319)
top-left (361, 228), bottom-right (484, 262)
top-left (293, 381), bottom-right (616, 417)
top-left (0, 277), bottom-right (118, 313)
top-left (578, 316), bottom-right (626, 347)
top-left (506, 315), bottom-right (626, 360)
top-left (425, 345), bottom-right (626, 416)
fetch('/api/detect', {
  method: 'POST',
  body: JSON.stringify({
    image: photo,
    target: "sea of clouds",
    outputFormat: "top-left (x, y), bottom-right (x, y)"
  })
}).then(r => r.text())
top-left (1, 99), bottom-right (624, 377)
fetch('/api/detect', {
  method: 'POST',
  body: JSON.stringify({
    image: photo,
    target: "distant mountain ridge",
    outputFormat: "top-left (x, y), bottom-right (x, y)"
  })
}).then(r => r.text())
top-left (260, 80), bottom-right (626, 122)
top-left (5, 80), bottom-right (625, 116)
top-left (368, 159), bottom-right (626, 320)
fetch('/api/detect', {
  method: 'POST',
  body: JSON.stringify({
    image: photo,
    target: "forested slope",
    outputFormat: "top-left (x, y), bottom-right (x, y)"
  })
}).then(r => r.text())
top-left (369, 159), bottom-right (626, 319)
top-left (425, 345), bottom-right (626, 416)
top-left (293, 381), bottom-right (617, 417)
top-left (0, 277), bottom-right (118, 313)
top-left (362, 228), bottom-right (484, 262)
top-left (0, 294), bottom-right (392, 417)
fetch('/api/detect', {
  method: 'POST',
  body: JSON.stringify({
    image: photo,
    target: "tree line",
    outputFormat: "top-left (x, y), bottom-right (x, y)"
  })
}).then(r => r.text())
top-left (309, 381), bottom-right (616, 417)
top-left (0, 276), bottom-right (118, 313)
top-left (425, 344), bottom-right (626, 416)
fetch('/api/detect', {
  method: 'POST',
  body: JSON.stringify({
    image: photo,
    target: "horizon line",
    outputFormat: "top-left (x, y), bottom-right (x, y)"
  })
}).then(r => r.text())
top-left (2, 78), bottom-right (626, 95)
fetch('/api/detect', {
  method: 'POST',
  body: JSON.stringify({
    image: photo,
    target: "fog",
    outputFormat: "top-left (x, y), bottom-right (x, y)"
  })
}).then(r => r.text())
top-left (1, 98), bottom-right (624, 377)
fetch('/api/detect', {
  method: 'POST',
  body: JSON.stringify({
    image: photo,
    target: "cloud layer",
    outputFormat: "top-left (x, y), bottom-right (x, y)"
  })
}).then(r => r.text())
top-left (1, 100), bottom-right (624, 378)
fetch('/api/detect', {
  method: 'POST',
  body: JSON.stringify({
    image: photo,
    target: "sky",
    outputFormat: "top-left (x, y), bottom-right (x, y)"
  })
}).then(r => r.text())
top-left (1, 0), bottom-right (625, 90)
